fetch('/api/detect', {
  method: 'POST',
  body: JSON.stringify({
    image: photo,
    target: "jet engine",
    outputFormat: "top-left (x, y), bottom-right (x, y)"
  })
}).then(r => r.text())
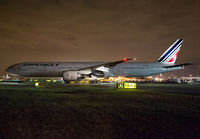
top-left (91, 70), bottom-right (105, 77)
top-left (63, 71), bottom-right (83, 81)
top-left (63, 70), bottom-right (105, 82)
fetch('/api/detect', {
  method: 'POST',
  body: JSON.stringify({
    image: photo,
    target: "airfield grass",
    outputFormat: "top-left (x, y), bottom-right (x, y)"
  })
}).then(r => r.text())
top-left (0, 84), bottom-right (200, 139)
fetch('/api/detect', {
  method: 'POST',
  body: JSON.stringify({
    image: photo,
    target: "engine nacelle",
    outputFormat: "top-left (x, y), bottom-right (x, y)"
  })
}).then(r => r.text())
top-left (63, 71), bottom-right (82, 81)
top-left (91, 70), bottom-right (105, 77)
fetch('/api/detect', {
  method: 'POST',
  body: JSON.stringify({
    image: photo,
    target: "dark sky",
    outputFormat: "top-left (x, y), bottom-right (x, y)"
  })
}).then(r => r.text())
top-left (0, 0), bottom-right (199, 75)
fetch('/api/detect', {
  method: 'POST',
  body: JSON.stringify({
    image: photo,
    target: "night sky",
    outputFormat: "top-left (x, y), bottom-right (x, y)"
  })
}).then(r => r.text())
top-left (0, 0), bottom-right (199, 76)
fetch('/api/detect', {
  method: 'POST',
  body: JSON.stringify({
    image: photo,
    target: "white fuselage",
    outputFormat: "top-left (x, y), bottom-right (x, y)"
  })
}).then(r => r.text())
top-left (6, 62), bottom-right (183, 78)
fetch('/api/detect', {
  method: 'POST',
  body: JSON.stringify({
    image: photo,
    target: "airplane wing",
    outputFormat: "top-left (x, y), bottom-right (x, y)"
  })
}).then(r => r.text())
top-left (79, 58), bottom-right (133, 71)
top-left (163, 63), bottom-right (191, 68)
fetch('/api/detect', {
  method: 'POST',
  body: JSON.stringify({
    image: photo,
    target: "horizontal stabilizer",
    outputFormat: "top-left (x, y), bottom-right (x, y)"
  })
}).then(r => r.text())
top-left (163, 63), bottom-right (191, 68)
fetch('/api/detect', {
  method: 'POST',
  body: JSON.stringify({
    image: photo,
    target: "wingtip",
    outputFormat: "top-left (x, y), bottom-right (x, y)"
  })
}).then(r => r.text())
top-left (122, 58), bottom-right (133, 62)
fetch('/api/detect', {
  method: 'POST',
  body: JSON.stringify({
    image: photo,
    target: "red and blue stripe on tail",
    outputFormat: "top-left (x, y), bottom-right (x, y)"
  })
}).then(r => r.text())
top-left (157, 39), bottom-right (183, 64)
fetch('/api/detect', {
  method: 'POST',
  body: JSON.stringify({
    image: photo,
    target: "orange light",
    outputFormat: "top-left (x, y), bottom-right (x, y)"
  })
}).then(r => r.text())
top-left (123, 58), bottom-right (127, 62)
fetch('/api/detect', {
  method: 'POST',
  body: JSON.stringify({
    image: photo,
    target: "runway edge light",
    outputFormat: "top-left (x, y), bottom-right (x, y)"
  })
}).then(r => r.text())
top-left (35, 82), bottom-right (39, 87)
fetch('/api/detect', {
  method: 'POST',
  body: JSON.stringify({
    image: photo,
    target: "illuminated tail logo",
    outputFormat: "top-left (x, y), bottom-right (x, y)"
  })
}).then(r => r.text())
top-left (157, 39), bottom-right (183, 64)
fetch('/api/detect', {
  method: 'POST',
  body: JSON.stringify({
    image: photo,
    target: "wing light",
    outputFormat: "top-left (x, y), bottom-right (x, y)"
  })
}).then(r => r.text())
top-left (123, 58), bottom-right (127, 62)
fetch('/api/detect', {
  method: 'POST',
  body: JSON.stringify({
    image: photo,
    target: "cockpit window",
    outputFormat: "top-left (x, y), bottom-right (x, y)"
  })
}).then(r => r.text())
top-left (7, 66), bottom-right (13, 69)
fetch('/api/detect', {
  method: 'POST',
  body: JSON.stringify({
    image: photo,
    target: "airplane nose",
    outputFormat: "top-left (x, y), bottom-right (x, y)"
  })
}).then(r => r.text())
top-left (6, 68), bottom-right (10, 73)
top-left (6, 66), bottom-right (12, 73)
top-left (5, 65), bottom-right (19, 76)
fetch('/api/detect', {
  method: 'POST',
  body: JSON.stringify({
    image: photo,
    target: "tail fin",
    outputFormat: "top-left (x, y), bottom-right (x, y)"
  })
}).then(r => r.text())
top-left (157, 39), bottom-right (183, 64)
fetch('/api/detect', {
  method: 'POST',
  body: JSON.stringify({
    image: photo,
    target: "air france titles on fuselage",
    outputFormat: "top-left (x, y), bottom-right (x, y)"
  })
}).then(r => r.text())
top-left (23, 63), bottom-right (57, 67)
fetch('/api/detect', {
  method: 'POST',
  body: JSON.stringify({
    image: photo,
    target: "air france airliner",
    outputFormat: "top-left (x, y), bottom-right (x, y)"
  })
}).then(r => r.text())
top-left (6, 39), bottom-right (190, 82)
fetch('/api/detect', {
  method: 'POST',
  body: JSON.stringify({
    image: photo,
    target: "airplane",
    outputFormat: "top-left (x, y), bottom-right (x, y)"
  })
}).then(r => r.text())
top-left (6, 39), bottom-right (190, 82)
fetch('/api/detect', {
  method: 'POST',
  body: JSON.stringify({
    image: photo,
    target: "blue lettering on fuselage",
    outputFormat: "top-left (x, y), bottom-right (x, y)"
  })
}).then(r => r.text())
top-left (23, 63), bottom-right (54, 66)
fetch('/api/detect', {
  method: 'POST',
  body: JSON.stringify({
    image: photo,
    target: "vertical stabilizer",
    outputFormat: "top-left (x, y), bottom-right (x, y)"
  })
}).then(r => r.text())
top-left (157, 39), bottom-right (183, 64)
